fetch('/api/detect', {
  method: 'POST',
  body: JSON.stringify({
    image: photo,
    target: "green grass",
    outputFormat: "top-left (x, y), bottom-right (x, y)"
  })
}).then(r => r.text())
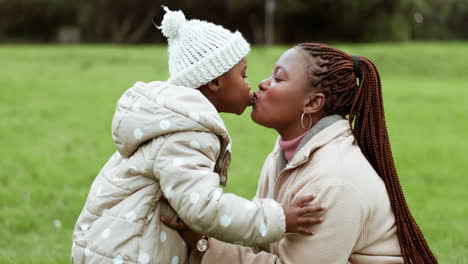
top-left (1, 43), bottom-right (467, 263)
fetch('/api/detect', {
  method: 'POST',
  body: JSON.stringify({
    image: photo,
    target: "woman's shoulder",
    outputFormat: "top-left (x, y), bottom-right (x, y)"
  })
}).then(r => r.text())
top-left (297, 136), bottom-right (386, 201)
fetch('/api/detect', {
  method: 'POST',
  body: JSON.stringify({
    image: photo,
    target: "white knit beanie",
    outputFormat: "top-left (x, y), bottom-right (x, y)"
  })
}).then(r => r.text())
top-left (157, 7), bottom-right (251, 89)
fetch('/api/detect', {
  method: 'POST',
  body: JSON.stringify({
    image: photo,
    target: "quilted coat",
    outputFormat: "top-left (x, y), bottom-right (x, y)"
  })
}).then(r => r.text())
top-left (71, 81), bottom-right (285, 264)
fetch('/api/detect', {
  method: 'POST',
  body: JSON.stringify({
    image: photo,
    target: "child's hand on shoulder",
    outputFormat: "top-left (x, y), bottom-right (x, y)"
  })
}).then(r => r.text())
top-left (160, 216), bottom-right (202, 252)
top-left (283, 195), bottom-right (325, 235)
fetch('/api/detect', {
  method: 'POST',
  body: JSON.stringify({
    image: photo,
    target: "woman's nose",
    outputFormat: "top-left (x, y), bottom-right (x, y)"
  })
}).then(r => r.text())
top-left (258, 78), bottom-right (269, 91)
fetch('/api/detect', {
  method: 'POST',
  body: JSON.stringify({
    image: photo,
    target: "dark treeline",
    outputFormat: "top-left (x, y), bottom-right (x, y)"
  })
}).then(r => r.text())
top-left (1, 0), bottom-right (467, 44)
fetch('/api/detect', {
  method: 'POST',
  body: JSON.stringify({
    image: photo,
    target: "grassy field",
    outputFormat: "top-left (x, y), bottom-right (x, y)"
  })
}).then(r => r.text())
top-left (0, 43), bottom-right (467, 263)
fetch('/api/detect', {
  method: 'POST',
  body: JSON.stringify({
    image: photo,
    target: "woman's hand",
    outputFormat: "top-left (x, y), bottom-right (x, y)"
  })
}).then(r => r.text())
top-left (160, 216), bottom-right (202, 252)
top-left (283, 194), bottom-right (326, 235)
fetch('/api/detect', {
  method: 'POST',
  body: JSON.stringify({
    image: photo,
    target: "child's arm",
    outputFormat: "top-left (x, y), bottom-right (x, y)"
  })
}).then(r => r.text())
top-left (161, 195), bottom-right (325, 254)
top-left (153, 131), bottom-right (315, 246)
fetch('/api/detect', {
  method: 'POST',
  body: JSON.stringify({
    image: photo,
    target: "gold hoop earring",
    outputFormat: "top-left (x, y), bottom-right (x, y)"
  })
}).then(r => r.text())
top-left (301, 112), bottom-right (312, 130)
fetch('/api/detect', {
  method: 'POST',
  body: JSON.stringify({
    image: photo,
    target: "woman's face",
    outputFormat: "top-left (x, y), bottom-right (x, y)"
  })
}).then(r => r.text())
top-left (251, 48), bottom-right (312, 130)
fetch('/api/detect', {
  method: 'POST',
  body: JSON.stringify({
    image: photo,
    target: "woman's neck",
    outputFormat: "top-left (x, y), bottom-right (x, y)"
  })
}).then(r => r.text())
top-left (279, 130), bottom-right (309, 163)
top-left (278, 126), bottom-right (308, 141)
top-left (277, 116), bottom-right (319, 140)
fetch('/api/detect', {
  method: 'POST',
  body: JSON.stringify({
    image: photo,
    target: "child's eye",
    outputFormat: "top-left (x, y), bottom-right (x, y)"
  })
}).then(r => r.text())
top-left (243, 75), bottom-right (248, 79)
top-left (274, 78), bottom-right (282, 82)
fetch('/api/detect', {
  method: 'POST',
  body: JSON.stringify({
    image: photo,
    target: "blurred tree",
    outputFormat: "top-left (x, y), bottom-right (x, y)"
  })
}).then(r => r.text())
top-left (78, 0), bottom-right (159, 43)
top-left (273, 0), bottom-right (413, 42)
top-left (0, 0), bottom-right (76, 42)
top-left (409, 0), bottom-right (468, 39)
top-left (0, 0), bottom-right (466, 43)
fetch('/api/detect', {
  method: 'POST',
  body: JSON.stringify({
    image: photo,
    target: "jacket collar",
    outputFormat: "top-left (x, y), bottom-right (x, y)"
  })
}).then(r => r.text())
top-left (276, 115), bottom-right (350, 172)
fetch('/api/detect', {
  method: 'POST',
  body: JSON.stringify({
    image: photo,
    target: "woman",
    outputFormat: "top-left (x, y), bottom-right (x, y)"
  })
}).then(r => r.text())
top-left (163, 43), bottom-right (438, 263)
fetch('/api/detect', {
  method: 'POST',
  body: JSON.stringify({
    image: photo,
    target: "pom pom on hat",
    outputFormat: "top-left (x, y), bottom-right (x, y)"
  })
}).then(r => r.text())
top-left (159, 6), bottom-right (186, 39)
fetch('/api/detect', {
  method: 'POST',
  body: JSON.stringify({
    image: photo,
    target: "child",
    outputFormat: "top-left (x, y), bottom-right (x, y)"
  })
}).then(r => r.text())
top-left (71, 7), bottom-right (324, 264)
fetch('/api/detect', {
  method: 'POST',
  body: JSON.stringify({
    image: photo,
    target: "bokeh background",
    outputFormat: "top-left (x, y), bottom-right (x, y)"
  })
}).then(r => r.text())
top-left (1, 0), bottom-right (467, 263)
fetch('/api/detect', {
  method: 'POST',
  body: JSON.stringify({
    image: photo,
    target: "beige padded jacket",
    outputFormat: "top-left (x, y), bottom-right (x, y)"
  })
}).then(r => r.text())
top-left (71, 81), bottom-right (285, 264)
top-left (202, 116), bottom-right (403, 264)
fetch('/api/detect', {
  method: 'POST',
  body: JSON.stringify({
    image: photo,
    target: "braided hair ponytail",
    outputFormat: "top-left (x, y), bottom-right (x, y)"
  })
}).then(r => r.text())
top-left (297, 43), bottom-right (437, 264)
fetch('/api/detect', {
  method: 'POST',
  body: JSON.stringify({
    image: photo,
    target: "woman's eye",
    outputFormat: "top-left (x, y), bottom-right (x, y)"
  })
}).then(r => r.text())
top-left (274, 78), bottom-right (282, 82)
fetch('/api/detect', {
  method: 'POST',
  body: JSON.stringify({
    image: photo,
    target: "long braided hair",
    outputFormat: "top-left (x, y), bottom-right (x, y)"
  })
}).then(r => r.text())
top-left (296, 43), bottom-right (437, 263)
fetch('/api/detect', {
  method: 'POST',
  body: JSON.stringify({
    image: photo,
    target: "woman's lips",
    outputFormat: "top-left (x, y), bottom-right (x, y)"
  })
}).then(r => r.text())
top-left (249, 92), bottom-right (258, 106)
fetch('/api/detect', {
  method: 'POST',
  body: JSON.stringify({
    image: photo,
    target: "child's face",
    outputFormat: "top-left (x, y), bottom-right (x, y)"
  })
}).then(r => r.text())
top-left (216, 58), bottom-right (252, 115)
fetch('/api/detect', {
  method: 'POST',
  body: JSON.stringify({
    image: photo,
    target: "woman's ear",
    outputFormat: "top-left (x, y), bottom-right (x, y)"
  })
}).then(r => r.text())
top-left (303, 92), bottom-right (325, 114)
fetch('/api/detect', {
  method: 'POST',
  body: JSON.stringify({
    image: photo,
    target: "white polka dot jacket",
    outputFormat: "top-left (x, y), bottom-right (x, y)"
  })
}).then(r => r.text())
top-left (71, 81), bottom-right (286, 264)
